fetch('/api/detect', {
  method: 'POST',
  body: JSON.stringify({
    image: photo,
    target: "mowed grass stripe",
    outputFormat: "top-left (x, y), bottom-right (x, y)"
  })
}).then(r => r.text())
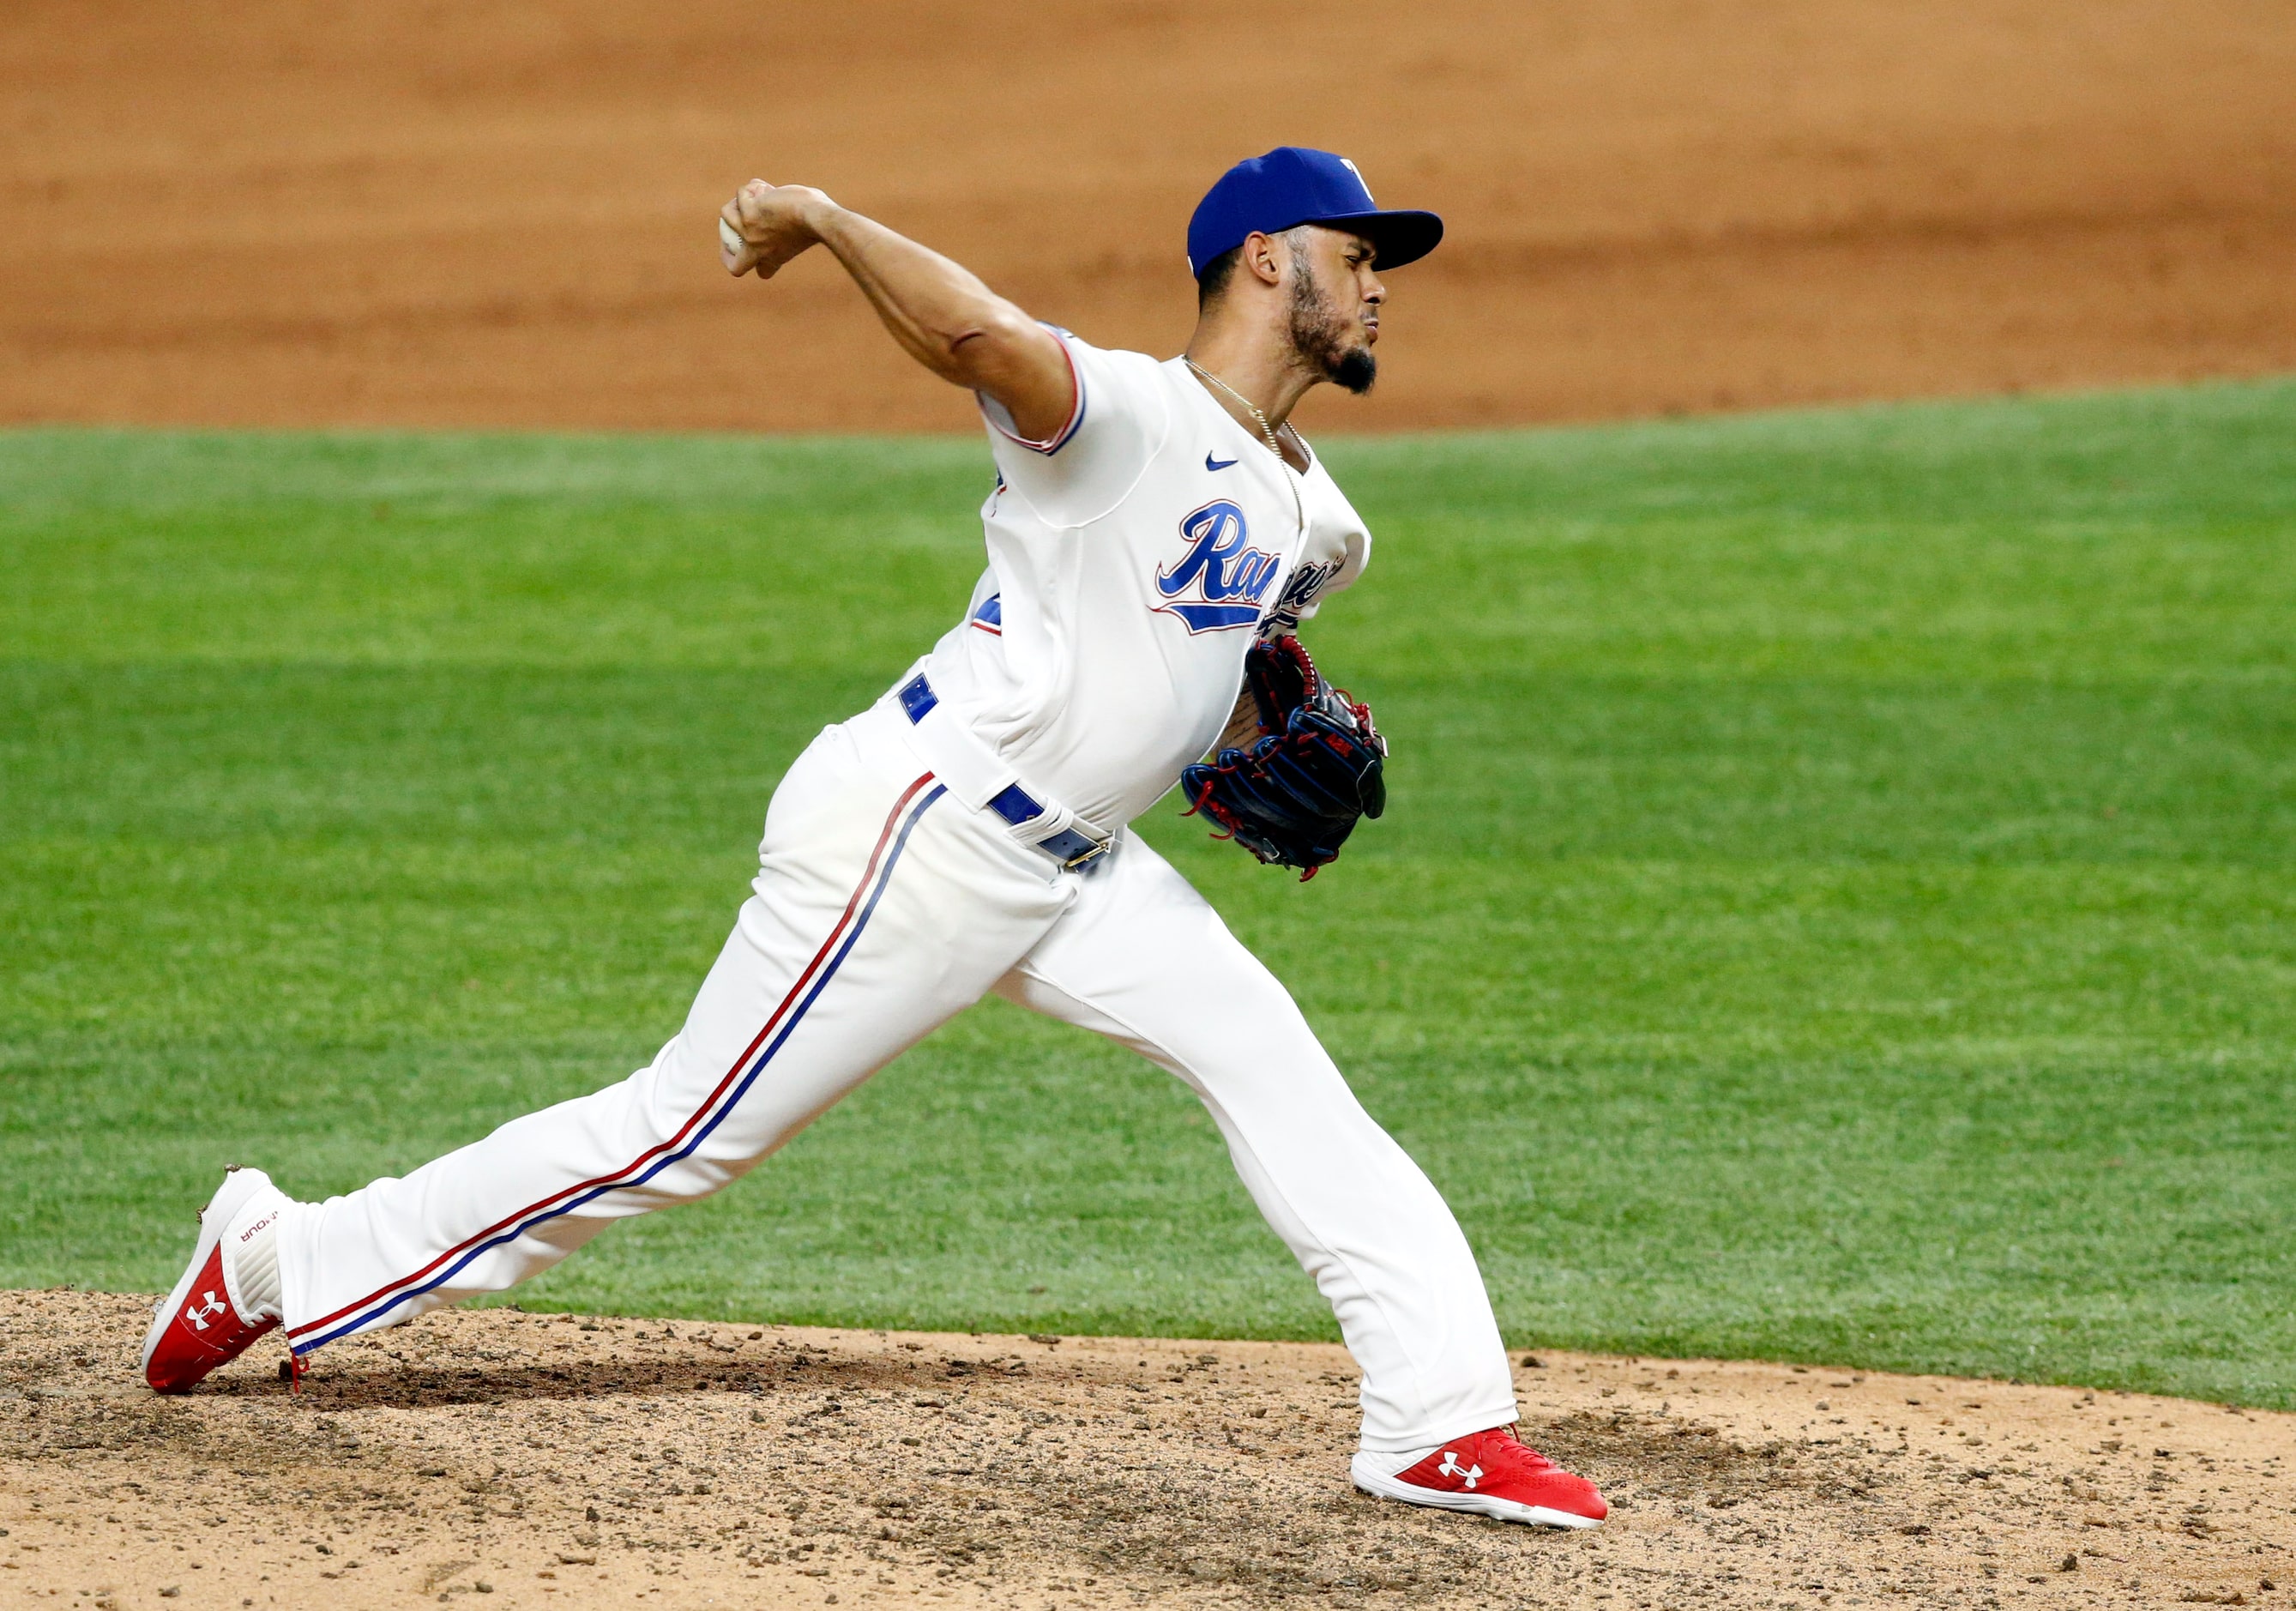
top-left (1, 378), bottom-right (2290, 1407)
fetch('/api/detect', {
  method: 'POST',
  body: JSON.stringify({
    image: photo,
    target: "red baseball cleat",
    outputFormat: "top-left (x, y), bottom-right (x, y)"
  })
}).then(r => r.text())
top-left (141, 1166), bottom-right (289, 1394)
top-left (1352, 1426), bottom-right (1609, 1528)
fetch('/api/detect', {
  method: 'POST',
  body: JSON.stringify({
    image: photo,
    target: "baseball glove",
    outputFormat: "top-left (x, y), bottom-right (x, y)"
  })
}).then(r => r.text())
top-left (1180, 635), bottom-right (1387, 880)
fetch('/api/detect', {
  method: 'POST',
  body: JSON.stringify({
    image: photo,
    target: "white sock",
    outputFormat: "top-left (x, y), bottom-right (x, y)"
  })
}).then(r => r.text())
top-left (231, 1206), bottom-right (284, 1319)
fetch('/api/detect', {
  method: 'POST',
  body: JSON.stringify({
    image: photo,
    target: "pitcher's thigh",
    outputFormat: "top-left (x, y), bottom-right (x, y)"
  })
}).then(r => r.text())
top-left (998, 836), bottom-right (1359, 1116)
top-left (997, 837), bottom-right (1443, 1240)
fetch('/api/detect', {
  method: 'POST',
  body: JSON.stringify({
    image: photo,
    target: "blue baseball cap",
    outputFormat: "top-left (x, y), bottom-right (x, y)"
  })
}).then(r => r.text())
top-left (1185, 147), bottom-right (1443, 278)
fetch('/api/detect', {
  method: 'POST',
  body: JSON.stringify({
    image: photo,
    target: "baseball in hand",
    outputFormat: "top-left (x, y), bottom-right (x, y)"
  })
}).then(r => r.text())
top-left (719, 216), bottom-right (750, 275)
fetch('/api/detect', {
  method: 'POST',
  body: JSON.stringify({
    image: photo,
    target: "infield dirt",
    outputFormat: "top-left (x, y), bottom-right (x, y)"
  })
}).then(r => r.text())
top-left (4, 0), bottom-right (2294, 433)
top-left (6, 1291), bottom-right (2289, 1610)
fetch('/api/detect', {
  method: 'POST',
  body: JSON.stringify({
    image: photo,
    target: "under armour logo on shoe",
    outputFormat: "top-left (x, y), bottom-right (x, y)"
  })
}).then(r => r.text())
top-left (1437, 1451), bottom-right (1484, 1489)
top-left (186, 1291), bottom-right (228, 1331)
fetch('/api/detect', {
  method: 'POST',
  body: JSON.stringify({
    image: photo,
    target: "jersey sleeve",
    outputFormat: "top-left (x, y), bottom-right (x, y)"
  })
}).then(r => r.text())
top-left (976, 329), bottom-right (1168, 529)
top-left (1313, 527), bottom-right (1371, 605)
top-left (1256, 469), bottom-right (1371, 637)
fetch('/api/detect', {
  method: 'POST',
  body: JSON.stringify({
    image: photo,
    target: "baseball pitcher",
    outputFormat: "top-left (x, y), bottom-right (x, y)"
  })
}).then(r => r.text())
top-left (141, 147), bottom-right (1607, 1529)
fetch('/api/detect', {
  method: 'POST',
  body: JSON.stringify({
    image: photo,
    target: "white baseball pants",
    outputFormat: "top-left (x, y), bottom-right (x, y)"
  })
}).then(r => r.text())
top-left (276, 697), bottom-right (1518, 1451)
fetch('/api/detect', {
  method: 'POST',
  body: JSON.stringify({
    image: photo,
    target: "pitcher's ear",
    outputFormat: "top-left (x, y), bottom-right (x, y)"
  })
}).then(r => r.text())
top-left (1240, 230), bottom-right (1287, 288)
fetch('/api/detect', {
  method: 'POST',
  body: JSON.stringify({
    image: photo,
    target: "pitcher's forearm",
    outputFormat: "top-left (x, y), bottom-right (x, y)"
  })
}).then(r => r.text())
top-left (721, 178), bottom-right (1072, 439)
top-left (807, 202), bottom-right (1043, 390)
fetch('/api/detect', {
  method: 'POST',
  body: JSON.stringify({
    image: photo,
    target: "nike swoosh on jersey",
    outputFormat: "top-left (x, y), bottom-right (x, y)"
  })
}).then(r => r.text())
top-left (1205, 451), bottom-right (1239, 472)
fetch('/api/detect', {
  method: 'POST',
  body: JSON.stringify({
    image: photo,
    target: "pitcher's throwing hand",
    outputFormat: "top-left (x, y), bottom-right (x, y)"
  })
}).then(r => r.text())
top-left (718, 178), bottom-right (835, 279)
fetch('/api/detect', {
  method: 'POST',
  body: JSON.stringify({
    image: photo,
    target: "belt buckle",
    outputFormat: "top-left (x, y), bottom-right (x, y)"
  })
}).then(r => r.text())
top-left (1037, 823), bottom-right (1110, 871)
top-left (1060, 839), bottom-right (1110, 872)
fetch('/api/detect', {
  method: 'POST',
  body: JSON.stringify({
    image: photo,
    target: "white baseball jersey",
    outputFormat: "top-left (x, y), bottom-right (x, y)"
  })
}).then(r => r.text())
top-left (914, 331), bottom-right (1372, 832)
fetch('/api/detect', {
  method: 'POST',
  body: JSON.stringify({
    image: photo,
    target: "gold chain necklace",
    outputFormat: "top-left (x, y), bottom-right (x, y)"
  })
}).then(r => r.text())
top-left (1184, 358), bottom-right (1285, 458)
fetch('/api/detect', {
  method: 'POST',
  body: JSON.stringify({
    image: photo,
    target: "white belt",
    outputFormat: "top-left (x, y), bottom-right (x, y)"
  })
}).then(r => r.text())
top-left (887, 674), bottom-right (1112, 872)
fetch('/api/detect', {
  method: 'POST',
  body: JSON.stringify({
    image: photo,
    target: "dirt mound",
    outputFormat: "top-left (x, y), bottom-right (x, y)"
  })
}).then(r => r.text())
top-left (4, 1291), bottom-right (2287, 1608)
top-left (3, 0), bottom-right (2293, 434)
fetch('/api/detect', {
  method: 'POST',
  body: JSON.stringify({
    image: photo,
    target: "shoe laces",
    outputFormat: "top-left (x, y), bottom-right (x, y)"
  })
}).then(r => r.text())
top-left (1482, 1428), bottom-right (1559, 1475)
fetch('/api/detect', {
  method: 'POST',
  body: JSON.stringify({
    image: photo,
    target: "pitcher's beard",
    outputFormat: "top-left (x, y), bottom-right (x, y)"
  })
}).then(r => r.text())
top-left (1288, 266), bottom-right (1378, 395)
top-left (1330, 347), bottom-right (1377, 395)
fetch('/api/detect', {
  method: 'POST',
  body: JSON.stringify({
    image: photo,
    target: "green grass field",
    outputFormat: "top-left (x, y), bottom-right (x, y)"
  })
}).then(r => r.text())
top-left (3, 382), bottom-right (2292, 1408)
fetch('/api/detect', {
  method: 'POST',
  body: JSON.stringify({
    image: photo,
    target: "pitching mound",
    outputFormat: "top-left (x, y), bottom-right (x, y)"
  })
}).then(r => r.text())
top-left (4, 1292), bottom-right (2288, 1609)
